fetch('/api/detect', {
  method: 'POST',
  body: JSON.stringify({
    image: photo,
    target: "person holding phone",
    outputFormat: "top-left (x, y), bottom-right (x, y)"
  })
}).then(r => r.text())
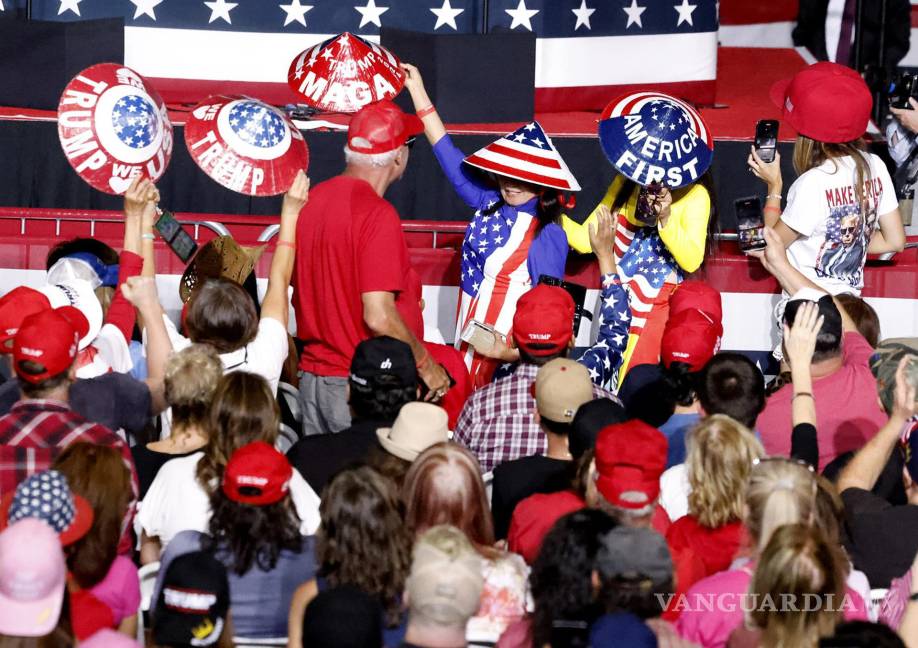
top-left (562, 95), bottom-right (716, 381)
top-left (402, 63), bottom-right (578, 385)
top-left (748, 62), bottom-right (905, 297)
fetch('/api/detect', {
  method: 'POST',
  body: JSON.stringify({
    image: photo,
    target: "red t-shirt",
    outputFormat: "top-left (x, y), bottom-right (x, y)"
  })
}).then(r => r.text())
top-left (293, 176), bottom-right (419, 377)
top-left (758, 331), bottom-right (887, 470)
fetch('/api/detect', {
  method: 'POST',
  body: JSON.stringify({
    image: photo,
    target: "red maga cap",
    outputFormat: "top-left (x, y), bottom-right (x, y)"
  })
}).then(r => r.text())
top-left (0, 287), bottom-right (52, 350)
top-left (594, 420), bottom-right (667, 510)
top-left (288, 32), bottom-right (405, 114)
top-left (668, 280), bottom-right (722, 324)
top-left (222, 442), bottom-right (293, 506)
top-left (660, 308), bottom-right (722, 373)
top-left (13, 308), bottom-right (89, 384)
top-left (512, 284), bottom-right (575, 357)
top-left (184, 95), bottom-right (309, 196)
top-left (770, 62), bottom-right (872, 143)
top-left (57, 63), bottom-right (173, 195)
top-left (347, 99), bottom-right (423, 155)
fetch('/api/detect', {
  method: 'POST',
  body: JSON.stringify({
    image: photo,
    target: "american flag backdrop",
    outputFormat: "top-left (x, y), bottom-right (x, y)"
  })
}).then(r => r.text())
top-left (10, 0), bottom-right (718, 112)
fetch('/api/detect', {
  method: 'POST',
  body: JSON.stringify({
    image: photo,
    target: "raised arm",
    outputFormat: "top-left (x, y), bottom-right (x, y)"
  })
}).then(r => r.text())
top-left (401, 63), bottom-right (446, 146)
top-left (261, 170), bottom-right (309, 327)
top-left (121, 276), bottom-right (170, 414)
top-left (401, 62), bottom-right (496, 210)
top-left (784, 301), bottom-right (823, 467)
top-left (578, 206), bottom-right (631, 389)
top-left (838, 356), bottom-right (916, 493)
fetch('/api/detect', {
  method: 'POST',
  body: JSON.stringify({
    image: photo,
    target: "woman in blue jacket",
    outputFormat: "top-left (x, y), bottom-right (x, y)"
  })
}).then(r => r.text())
top-left (402, 63), bottom-right (580, 383)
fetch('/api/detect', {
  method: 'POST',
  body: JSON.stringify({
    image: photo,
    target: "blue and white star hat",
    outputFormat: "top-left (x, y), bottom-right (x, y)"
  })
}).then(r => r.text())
top-left (1, 470), bottom-right (94, 546)
top-left (598, 92), bottom-right (714, 189)
top-left (185, 95), bottom-right (310, 196)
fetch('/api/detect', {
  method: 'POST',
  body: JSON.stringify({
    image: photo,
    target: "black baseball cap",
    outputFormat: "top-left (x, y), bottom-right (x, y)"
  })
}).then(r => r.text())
top-left (153, 551), bottom-right (229, 647)
top-left (570, 398), bottom-right (627, 460)
top-left (350, 336), bottom-right (417, 389)
top-left (783, 291), bottom-right (843, 356)
top-left (301, 585), bottom-right (383, 648)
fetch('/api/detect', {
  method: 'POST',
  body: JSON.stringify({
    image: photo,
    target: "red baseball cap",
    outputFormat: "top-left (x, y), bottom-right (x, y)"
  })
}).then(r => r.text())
top-left (0, 287), bottom-right (52, 351)
top-left (12, 308), bottom-right (88, 384)
top-left (669, 280), bottom-right (722, 324)
top-left (222, 442), bottom-right (292, 506)
top-left (770, 61), bottom-right (872, 143)
top-left (512, 285), bottom-right (575, 357)
top-left (347, 100), bottom-right (423, 155)
top-left (594, 420), bottom-right (667, 510)
top-left (660, 308), bottom-right (722, 373)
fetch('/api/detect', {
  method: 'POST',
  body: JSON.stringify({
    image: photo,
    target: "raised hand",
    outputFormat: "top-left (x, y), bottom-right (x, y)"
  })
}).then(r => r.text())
top-left (123, 176), bottom-right (159, 221)
top-left (783, 301), bottom-right (824, 371)
top-left (892, 355), bottom-right (918, 422)
top-left (281, 170), bottom-right (310, 218)
top-left (747, 145), bottom-right (783, 192)
top-left (121, 275), bottom-right (160, 313)
top-left (589, 205), bottom-right (617, 275)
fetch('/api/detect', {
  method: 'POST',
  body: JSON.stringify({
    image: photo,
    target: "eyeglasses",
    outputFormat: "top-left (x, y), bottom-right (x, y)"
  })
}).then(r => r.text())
top-left (404, 137), bottom-right (416, 149)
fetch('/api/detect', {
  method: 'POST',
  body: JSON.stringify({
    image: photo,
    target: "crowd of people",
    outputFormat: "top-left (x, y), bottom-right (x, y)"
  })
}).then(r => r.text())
top-left (0, 56), bottom-right (917, 648)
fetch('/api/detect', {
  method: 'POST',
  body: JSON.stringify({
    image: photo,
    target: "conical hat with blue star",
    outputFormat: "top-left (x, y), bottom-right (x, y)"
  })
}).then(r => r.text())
top-left (598, 92), bottom-right (713, 189)
top-left (463, 122), bottom-right (581, 192)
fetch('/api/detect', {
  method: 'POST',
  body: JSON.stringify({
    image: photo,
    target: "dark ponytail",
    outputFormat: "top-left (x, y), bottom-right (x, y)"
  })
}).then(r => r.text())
top-left (662, 361), bottom-right (698, 407)
top-left (535, 190), bottom-right (563, 232)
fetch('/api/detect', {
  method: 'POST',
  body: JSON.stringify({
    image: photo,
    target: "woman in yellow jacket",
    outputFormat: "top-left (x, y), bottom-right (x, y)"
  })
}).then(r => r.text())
top-left (565, 92), bottom-right (715, 378)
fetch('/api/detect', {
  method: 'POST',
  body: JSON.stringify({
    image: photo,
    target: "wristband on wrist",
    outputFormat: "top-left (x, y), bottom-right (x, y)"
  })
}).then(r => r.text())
top-left (793, 392), bottom-right (814, 400)
top-left (276, 240), bottom-right (296, 250)
top-left (416, 349), bottom-right (431, 371)
top-left (910, 591), bottom-right (918, 602)
top-left (763, 205), bottom-right (781, 214)
top-left (417, 104), bottom-right (436, 118)
top-left (766, 193), bottom-right (782, 200)
top-left (141, 233), bottom-right (156, 241)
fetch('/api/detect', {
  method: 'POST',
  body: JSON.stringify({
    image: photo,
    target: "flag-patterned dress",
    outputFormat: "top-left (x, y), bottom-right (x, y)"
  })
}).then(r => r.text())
top-left (431, 133), bottom-right (568, 383)
top-left (563, 175), bottom-right (711, 379)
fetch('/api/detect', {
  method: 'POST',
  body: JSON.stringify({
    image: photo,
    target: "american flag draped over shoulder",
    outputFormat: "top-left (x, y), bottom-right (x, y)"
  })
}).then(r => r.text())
top-left (21, 0), bottom-right (718, 112)
top-left (614, 213), bottom-right (678, 338)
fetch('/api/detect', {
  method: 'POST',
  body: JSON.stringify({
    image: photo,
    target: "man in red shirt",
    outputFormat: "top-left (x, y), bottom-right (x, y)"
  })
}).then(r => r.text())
top-left (0, 307), bottom-right (137, 498)
top-left (293, 100), bottom-right (449, 435)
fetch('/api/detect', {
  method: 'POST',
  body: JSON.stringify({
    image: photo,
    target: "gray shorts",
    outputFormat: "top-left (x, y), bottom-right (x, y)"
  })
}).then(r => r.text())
top-left (298, 371), bottom-right (351, 436)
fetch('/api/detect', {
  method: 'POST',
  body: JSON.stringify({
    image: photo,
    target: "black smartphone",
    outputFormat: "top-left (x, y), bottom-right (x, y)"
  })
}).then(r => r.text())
top-left (735, 196), bottom-right (766, 252)
top-left (754, 119), bottom-right (779, 163)
top-left (154, 210), bottom-right (198, 263)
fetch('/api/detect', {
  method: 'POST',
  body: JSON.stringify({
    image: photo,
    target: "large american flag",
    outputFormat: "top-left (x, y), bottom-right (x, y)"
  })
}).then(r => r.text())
top-left (12, 0), bottom-right (718, 112)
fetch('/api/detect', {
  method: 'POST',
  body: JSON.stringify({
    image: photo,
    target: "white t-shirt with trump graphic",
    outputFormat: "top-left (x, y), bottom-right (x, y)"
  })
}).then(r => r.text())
top-left (782, 153), bottom-right (897, 295)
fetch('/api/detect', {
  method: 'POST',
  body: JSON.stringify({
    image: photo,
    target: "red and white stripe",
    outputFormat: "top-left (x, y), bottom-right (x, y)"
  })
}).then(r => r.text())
top-left (455, 214), bottom-right (538, 377)
top-left (612, 213), bottom-right (663, 337)
top-left (462, 132), bottom-right (581, 191)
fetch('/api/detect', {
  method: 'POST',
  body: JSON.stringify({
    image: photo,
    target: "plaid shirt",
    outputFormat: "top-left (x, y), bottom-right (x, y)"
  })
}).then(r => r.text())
top-left (455, 365), bottom-right (615, 474)
top-left (0, 399), bottom-right (138, 498)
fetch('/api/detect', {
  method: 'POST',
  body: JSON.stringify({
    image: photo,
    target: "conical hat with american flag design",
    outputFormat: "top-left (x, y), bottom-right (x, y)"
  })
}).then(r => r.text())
top-left (462, 122), bottom-right (581, 192)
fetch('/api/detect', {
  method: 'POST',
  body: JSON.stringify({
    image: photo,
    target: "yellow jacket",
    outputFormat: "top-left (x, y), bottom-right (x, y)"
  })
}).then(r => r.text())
top-left (562, 176), bottom-right (711, 274)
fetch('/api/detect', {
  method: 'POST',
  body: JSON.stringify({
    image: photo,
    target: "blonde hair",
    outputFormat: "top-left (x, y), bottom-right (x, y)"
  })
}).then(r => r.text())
top-left (749, 523), bottom-right (846, 648)
top-left (164, 344), bottom-right (223, 429)
top-left (686, 415), bottom-right (764, 528)
top-left (745, 458), bottom-right (817, 553)
top-left (792, 135), bottom-right (873, 214)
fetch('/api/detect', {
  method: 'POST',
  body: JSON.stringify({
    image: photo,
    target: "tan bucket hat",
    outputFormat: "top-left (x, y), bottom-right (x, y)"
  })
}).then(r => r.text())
top-left (179, 236), bottom-right (266, 303)
top-left (376, 402), bottom-right (450, 462)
